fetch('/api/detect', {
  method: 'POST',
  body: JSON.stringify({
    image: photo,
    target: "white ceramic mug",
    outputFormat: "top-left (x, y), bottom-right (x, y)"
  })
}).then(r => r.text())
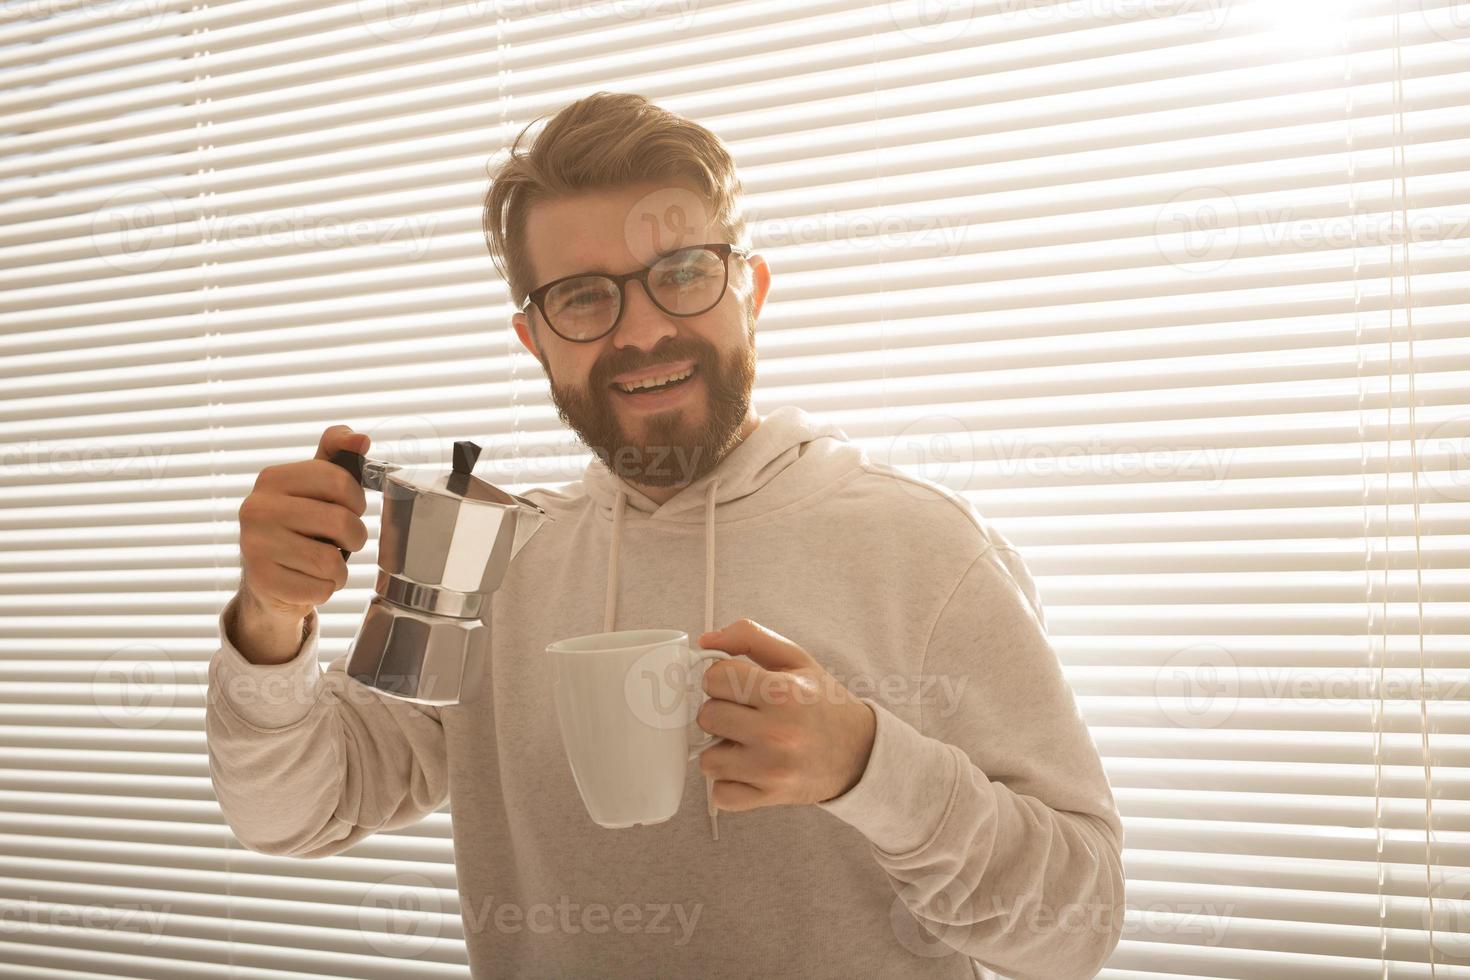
top-left (547, 629), bottom-right (735, 829)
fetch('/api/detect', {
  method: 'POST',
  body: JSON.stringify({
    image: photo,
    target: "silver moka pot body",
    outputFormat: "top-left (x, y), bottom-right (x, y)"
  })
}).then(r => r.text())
top-left (326, 440), bottom-right (551, 706)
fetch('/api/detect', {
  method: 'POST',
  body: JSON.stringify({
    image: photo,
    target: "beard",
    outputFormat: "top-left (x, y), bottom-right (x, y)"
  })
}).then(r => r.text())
top-left (543, 306), bottom-right (758, 491)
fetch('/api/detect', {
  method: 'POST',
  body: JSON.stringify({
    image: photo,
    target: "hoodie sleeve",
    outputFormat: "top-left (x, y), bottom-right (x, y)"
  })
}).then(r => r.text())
top-left (205, 593), bottom-right (451, 859)
top-left (818, 544), bottom-right (1125, 980)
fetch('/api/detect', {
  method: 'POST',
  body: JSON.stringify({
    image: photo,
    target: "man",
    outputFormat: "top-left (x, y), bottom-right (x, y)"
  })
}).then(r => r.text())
top-left (207, 91), bottom-right (1125, 979)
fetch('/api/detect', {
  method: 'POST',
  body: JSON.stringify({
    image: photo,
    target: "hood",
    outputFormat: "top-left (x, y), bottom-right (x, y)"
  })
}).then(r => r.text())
top-left (577, 404), bottom-right (856, 840)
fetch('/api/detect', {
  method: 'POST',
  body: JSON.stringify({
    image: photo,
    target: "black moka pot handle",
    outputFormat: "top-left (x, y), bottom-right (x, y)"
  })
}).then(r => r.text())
top-left (317, 449), bottom-right (366, 562)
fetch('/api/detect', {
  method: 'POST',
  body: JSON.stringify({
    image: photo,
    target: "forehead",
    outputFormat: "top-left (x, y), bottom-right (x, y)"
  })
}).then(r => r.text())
top-left (522, 179), bottom-right (720, 285)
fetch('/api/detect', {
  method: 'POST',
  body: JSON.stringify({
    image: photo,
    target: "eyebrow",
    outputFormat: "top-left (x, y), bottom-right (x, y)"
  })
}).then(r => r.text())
top-left (551, 244), bottom-right (699, 282)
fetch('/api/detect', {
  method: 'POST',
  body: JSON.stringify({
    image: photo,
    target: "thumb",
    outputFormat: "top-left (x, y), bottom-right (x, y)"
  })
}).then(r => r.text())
top-left (315, 424), bottom-right (370, 461)
top-left (698, 619), bottom-right (812, 672)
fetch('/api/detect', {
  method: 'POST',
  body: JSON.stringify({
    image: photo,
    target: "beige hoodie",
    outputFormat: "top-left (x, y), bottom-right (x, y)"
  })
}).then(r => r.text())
top-left (206, 405), bottom-right (1125, 979)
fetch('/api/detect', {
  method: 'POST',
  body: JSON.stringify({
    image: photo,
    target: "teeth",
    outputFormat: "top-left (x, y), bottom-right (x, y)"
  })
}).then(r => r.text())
top-left (616, 366), bottom-right (694, 392)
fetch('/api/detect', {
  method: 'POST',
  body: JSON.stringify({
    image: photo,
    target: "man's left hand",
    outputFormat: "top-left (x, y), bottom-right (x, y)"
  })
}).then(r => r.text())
top-left (694, 619), bottom-right (877, 812)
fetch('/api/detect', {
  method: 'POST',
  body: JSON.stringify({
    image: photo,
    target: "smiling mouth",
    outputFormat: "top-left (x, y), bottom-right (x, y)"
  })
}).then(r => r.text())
top-left (609, 364), bottom-right (699, 395)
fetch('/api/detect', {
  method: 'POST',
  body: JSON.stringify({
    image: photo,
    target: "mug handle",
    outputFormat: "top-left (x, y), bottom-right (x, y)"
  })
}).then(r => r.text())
top-left (687, 649), bottom-right (733, 759)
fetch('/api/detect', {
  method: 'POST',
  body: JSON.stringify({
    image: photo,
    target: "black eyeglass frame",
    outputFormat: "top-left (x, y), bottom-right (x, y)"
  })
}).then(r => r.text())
top-left (518, 242), bottom-right (752, 343)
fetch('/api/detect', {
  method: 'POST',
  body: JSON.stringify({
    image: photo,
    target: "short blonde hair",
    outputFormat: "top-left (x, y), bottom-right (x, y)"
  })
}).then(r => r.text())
top-left (481, 91), bottom-right (748, 319)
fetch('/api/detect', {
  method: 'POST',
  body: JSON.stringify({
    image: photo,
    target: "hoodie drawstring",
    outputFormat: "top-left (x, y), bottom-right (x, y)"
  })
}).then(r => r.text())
top-left (602, 479), bottom-right (723, 841)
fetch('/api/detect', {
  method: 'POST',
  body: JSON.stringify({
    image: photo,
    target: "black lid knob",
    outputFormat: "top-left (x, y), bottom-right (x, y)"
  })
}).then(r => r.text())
top-left (453, 440), bottom-right (482, 476)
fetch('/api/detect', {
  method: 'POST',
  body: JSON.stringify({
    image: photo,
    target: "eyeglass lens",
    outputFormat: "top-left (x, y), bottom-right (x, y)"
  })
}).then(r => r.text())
top-left (542, 247), bottom-right (728, 340)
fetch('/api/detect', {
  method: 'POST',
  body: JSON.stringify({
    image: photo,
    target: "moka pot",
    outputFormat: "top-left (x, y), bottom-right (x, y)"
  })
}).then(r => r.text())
top-left (322, 440), bottom-right (552, 706)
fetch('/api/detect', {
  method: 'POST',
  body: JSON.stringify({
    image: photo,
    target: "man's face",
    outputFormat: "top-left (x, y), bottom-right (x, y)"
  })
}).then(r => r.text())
top-left (511, 180), bottom-right (770, 492)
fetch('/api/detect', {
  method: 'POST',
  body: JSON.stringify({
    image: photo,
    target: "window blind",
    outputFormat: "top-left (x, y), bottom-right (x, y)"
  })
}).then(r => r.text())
top-left (1, 0), bottom-right (1466, 977)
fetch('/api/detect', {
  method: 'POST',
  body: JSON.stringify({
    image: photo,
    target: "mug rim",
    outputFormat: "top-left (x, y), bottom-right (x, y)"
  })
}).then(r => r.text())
top-left (546, 628), bottom-right (686, 654)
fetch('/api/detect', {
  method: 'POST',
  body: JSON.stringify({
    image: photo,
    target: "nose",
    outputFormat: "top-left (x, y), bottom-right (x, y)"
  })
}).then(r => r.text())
top-left (610, 276), bottom-right (678, 352)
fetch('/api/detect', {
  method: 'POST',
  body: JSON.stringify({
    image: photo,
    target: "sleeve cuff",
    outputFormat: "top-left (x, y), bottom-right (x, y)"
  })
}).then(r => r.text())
top-left (816, 698), bottom-right (962, 855)
top-left (210, 594), bottom-right (324, 731)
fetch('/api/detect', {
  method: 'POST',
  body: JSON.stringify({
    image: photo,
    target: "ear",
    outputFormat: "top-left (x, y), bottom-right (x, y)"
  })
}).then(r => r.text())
top-left (744, 252), bottom-right (771, 323)
top-left (512, 311), bottom-right (546, 368)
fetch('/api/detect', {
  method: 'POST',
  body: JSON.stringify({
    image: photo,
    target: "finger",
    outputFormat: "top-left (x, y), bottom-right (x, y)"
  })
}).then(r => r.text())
top-left (272, 495), bottom-right (368, 553)
top-left (247, 558), bottom-right (340, 609)
top-left (700, 657), bottom-right (765, 706)
top-left (699, 619), bottom-right (812, 672)
top-left (315, 425), bottom-right (371, 462)
top-left (264, 458), bottom-right (367, 515)
top-left (250, 522), bottom-right (349, 587)
top-left (697, 740), bottom-right (762, 786)
top-left (695, 696), bottom-right (760, 743)
top-left (709, 779), bottom-right (766, 812)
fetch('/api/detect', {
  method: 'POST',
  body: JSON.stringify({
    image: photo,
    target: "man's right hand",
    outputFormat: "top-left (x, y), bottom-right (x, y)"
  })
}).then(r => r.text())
top-left (230, 425), bottom-right (371, 664)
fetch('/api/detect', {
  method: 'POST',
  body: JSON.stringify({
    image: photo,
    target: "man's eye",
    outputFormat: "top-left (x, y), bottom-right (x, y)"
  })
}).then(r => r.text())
top-left (662, 266), bottom-right (708, 285)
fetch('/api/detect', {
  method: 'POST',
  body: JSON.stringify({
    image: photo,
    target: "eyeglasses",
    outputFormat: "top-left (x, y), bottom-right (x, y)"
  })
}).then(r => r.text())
top-left (519, 243), bottom-right (751, 343)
